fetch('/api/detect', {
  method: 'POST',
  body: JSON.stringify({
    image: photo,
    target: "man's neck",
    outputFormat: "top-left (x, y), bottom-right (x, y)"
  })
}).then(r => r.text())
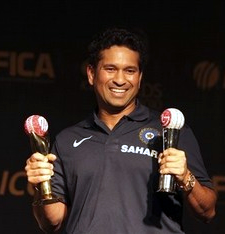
top-left (97, 103), bottom-right (136, 130)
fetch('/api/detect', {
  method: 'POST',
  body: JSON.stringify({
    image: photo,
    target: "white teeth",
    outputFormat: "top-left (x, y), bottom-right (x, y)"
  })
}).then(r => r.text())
top-left (111, 88), bottom-right (126, 93)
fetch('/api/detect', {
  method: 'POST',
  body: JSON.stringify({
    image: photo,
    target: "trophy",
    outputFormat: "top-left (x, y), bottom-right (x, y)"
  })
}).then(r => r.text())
top-left (157, 108), bottom-right (185, 193)
top-left (25, 115), bottom-right (61, 205)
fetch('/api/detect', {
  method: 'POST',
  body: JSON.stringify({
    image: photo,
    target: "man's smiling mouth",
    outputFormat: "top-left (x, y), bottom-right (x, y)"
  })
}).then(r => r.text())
top-left (110, 88), bottom-right (126, 93)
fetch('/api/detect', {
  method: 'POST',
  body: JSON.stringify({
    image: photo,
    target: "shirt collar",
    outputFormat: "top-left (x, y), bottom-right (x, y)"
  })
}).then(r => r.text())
top-left (83, 99), bottom-right (152, 128)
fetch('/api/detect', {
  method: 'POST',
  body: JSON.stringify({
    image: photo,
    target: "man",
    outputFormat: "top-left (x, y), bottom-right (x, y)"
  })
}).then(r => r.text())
top-left (25, 27), bottom-right (217, 233)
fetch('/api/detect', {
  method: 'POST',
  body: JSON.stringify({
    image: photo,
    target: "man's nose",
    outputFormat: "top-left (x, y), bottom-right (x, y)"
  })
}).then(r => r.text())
top-left (113, 70), bottom-right (126, 85)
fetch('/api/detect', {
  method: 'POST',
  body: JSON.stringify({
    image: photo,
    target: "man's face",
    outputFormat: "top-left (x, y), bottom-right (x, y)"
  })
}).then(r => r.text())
top-left (87, 45), bottom-right (142, 113)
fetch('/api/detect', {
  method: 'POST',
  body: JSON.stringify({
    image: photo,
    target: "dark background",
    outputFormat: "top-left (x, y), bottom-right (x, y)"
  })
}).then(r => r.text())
top-left (0, 1), bottom-right (224, 233)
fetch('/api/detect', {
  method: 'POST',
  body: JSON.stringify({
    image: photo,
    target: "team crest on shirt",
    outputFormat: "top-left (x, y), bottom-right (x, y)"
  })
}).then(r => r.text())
top-left (139, 128), bottom-right (160, 145)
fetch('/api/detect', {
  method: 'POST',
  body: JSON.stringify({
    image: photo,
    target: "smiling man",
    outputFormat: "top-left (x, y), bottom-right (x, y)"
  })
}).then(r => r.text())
top-left (87, 45), bottom-right (142, 129)
top-left (25, 27), bottom-right (217, 234)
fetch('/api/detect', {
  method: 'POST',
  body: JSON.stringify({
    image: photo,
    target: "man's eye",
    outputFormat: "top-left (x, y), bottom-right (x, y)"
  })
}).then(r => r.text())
top-left (105, 67), bottom-right (115, 72)
top-left (126, 69), bottom-right (135, 74)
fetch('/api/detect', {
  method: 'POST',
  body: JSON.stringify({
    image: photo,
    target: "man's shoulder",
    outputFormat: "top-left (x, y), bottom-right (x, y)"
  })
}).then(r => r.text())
top-left (140, 103), bottom-right (161, 119)
top-left (55, 114), bottom-right (93, 138)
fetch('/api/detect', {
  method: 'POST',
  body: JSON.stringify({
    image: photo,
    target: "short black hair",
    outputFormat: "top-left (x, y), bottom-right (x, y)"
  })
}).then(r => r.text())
top-left (87, 27), bottom-right (149, 72)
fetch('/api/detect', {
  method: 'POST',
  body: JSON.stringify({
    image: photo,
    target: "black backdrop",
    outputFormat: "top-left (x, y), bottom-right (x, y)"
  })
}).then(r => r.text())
top-left (0, 1), bottom-right (224, 233)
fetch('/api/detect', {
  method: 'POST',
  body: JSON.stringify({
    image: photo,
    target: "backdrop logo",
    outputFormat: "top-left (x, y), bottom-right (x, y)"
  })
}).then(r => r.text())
top-left (193, 61), bottom-right (225, 90)
top-left (0, 51), bottom-right (55, 80)
top-left (0, 170), bottom-right (34, 196)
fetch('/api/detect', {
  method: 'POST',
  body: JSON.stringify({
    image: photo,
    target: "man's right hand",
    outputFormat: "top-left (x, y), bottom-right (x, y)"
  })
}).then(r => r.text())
top-left (25, 153), bottom-right (57, 185)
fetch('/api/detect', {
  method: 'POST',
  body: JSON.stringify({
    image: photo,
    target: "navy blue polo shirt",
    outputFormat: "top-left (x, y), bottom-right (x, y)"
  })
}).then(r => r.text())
top-left (51, 101), bottom-right (213, 234)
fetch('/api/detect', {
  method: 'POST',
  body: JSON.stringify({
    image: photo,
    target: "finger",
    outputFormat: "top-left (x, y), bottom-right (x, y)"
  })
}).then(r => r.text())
top-left (28, 161), bottom-right (54, 170)
top-left (158, 153), bottom-right (163, 163)
top-left (159, 167), bottom-right (185, 175)
top-left (46, 153), bottom-right (57, 162)
top-left (27, 168), bottom-right (54, 177)
top-left (163, 148), bottom-right (183, 156)
top-left (160, 161), bottom-right (184, 170)
top-left (28, 175), bottom-right (52, 184)
top-left (29, 152), bottom-right (47, 163)
top-left (162, 155), bottom-right (181, 164)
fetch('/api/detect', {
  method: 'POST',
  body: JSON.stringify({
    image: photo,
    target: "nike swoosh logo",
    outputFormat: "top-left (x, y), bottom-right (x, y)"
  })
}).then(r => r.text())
top-left (73, 135), bottom-right (93, 147)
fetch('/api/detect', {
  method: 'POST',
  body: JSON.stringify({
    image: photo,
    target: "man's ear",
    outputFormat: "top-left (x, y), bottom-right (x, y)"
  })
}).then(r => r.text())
top-left (138, 72), bottom-right (143, 89)
top-left (86, 65), bottom-right (95, 86)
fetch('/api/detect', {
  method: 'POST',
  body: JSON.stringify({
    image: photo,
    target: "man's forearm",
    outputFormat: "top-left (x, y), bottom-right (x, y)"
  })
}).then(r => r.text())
top-left (184, 179), bottom-right (217, 223)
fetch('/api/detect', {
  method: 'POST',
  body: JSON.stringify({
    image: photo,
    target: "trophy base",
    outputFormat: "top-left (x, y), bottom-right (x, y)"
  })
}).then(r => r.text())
top-left (157, 188), bottom-right (176, 194)
top-left (32, 195), bottom-right (63, 206)
top-left (157, 174), bottom-right (177, 194)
